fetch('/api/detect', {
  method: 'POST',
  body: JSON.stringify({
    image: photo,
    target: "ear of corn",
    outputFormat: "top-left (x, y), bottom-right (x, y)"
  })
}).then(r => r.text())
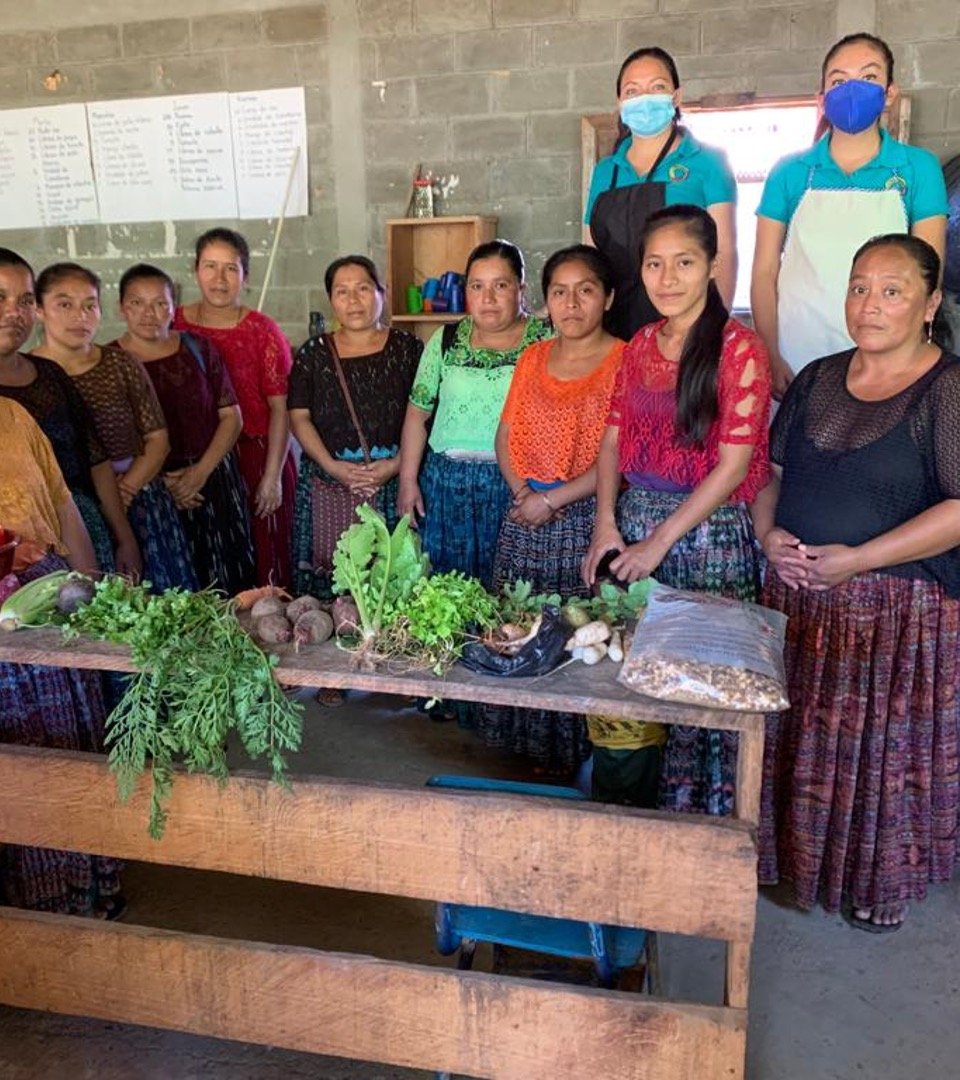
top-left (0, 570), bottom-right (71, 631)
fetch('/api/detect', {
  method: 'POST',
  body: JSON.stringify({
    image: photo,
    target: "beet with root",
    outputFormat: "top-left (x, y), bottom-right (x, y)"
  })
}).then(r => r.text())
top-left (254, 614), bottom-right (293, 644)
top-left (293, 609), bottom-right (333, 646)
top-left (250, 596), bottom-right (287, 621)
top-left (286, 595), bottom-right (323, 622)
top-left (331, 596), bottom-right (360, 635)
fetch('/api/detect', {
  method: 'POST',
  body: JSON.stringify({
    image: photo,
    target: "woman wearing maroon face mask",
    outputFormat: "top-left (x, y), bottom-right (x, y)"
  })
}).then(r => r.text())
top-left (751, 32), bottom-right (949, 399)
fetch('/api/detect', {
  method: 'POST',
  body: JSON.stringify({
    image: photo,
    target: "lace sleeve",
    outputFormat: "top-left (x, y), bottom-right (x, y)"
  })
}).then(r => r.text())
top-left (257, 315), bottom-right (292, 397)
top-left (930, 357), bottom-right (960, 499)
top-left (717, 326), bottom-right (770, 446)
top-left (30, 417), bottom-right (69, 508)
top-left (608, 335), bottom-right (642, 426)
top-left (409, 327), bottom-right (444, 413)
top-left (501, 343), bottom-right (539, 426)
top-left (769, 360), bottom-right (819, 466)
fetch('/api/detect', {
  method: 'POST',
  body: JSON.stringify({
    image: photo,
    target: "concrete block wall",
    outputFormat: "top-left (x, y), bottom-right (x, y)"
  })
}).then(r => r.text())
top-left (1, 0), bottom-right (958, 343)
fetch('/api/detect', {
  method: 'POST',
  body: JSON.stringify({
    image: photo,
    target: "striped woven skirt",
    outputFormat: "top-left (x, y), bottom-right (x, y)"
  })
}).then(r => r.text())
top-left (178, 452), bottom-right (255, 597)
top-left (73, 488), bottom-right (115, 574)
top-left (292, 455), bottom-right (400, 599)
top-left (760, 570), bottom-right (960, 913)
top-left (0, 554), bottom-right (123, 915)
top-left (235, 435), bottom-right (297, 590)
top-left (420, 449), bottom-right (511, 590)
top-left (617, 486), bottom-right (763, 816)
top-left (127, 478), bottom-right (199, 593)
top-left (476, 497), bottom-right (595, 774)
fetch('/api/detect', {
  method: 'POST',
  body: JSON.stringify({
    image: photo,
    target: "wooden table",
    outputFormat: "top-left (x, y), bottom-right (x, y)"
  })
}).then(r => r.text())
top-left (0, 630), bottom-right (766, 1080)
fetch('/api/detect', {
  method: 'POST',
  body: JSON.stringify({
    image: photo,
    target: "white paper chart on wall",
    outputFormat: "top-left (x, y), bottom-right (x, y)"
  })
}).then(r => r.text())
top-left (0, 87), bottom-right (307, 230)
top-left (0, 103), bottom-right (99, 230)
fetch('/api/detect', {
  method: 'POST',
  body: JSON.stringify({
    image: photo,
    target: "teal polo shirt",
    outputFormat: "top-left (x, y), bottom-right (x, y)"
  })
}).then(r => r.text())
top-left (757, 130), bottom-right (949, 225)
top-left (584, 131), bottom-right (737, 224)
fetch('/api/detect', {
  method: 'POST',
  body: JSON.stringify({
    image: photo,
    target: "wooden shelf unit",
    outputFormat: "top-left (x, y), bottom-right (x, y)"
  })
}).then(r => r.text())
top-left (385, 214), bottom-right (498, 342)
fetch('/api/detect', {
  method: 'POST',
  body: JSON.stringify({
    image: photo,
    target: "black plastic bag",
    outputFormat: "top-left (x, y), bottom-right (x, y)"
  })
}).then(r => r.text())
top-left (460, 605), bottom-right (568, 677)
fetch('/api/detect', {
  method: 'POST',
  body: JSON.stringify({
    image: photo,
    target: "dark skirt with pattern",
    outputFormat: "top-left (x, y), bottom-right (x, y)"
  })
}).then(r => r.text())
top-left (128, 477), bottom-right (199, 593)
top-left (292, 455), bottom-right (401, 599)
top-left (759, 570), bottom-right (960, 913)
top-left (0, 554), bottom-right (123, 914)
top-left (179, 452), bottom-right (255, 597)
top-left (476, 497), bottom-right (595, 774)
top-left (420, 449), bottom-right (511, 590)
top-left (617, 486), bottom-right (763, 816)
top-left (73, 488), bottom-right (115, 573)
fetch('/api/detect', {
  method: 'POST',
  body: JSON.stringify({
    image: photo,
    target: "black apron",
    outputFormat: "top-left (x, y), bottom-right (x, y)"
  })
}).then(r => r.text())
top-left (589, 130), bottom-right (678, 341)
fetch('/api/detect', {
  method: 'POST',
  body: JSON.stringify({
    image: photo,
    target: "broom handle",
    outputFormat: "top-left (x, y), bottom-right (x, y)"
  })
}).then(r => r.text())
top-left (257, 145), bottom-right (301, 313)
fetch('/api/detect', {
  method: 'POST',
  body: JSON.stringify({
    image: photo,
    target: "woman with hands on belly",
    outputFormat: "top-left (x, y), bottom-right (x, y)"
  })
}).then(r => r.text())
top-left (582, 204), bottom-right (771, 815)
top-left (754, 234), bottom-right (960, 933)
top-left (288, 255), bottom-right (422, 600)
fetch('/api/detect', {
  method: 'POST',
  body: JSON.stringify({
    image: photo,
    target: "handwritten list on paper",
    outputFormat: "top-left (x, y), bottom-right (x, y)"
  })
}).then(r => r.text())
top-left (0, 87), bottom-right (308, 231)
top-left (89, 93), bottom-right (238, 223)
top-left (230, 88), bottom-right (308, 220)
top-left (0, 104), bottom-right (98, 230)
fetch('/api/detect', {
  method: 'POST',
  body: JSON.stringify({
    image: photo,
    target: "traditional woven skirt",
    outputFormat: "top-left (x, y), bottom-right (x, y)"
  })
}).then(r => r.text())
top-left (759, 570), bottom-right (960, 913)
top-left (292, 455), bottom-right (400, 599)
top-left (178, 452), bottom-right (255, 597)
top-left (617, 486), bottom-right (763, 816)
top-left (420, 450), bottom-right (511, 589)
top-left (73, 488), bottom-right (115, 574)
top-left (0, 554), bottom-right (123, 915)
top-left (127, 478), bottom-right (199, 593)
top-left (235, 435), bottom-right (297, 589)
top-left (476, 497), bottom-right (595, 774)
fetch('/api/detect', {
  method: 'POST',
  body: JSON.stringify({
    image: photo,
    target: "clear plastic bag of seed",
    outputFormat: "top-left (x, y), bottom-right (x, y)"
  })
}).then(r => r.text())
top-left (617, 584), bottom-right (789, 712)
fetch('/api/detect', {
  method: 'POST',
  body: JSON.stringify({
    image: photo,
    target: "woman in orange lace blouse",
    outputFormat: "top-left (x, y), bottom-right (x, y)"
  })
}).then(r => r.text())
top-left (582, 205), bottom-right (771, 815)
top-left (478, 245), bottom-right (623, 775)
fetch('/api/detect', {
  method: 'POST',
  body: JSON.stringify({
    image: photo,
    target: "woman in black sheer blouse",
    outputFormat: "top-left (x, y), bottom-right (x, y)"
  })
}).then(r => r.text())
top-left (753, 234), bottom-right (960, 932)
top-left (288, 256), bottom-right (423, 599)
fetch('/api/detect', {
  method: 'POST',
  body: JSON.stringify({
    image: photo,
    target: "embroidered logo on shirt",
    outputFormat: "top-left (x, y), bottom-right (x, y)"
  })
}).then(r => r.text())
top-left (884, 174), bottom-right (908, 195)
top-left (668, 164), bottom-right (690, 183)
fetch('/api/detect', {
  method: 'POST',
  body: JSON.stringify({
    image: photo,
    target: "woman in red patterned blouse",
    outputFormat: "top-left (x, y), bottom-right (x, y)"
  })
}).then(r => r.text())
top-left (582, 204), bottom-right (771, 816)
top-left (174, 228), bottom-right (296, 588)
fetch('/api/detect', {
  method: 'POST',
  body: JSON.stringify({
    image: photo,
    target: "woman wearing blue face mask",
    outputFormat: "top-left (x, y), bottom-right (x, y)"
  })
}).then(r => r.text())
top-left (584, 47), bottom-right (738, 342)
top-left (751, 32), bottom-right (949, 398)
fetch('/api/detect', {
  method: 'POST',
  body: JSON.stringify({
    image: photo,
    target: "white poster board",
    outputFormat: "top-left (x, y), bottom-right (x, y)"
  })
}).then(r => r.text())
top-left (88, 93), bottom-right (238, 223)
top-left (0, 104), bottom-right (98, 229)
top-left (230, 87), bottom-right (308, 220)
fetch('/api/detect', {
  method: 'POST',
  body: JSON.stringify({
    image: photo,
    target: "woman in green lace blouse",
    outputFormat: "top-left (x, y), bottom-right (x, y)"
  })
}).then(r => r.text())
top-left (398, 240), bottom-right (552, 587)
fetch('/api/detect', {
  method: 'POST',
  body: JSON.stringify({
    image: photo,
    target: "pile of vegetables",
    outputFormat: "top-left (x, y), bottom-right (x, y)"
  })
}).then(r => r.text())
top-left (331, 506), bottom-right (498, 673)
top-left (2, 571), bottom-right (303, 839)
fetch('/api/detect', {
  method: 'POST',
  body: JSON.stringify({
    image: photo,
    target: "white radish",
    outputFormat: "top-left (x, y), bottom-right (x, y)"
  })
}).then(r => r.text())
top-left (581, 642), bottom-right (608, 665)
top-left (565, 620), bottom-right (611, 650)
top-left (607, 629), bottom-right (623, 663)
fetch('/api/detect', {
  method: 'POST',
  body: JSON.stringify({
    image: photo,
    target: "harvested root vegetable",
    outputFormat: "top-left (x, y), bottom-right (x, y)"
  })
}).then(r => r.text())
top-left (250, 596), bottom-right (287, 621)
top-left (607, 629), bottom-right (623, 663)
top-left (233, 585), bottom-right (292, 611)
top-left (293, 609), bottom-right (333, 646)
top-left (286, 594), bottom-right (323, 622)
top-left (565, 620), bottom-right (611, 651)
top-left (581, 642), bottom-right (608, 666)
top-left (255, 614), bottom-right (293, 644)
top-left (331, 596), bottom-right (360, 635)
top-left (56, 574), bottom-right (95, 615)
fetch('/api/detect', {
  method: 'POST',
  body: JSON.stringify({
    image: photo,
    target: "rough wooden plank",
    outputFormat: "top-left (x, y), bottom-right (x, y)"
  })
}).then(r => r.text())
top-left (0, 745), bottom-right (757, 942)
top-left (0, 910), bottom-right (747, 1080)
top-left (734, 725), bottom-right (764, 827)
top-left (725, 941), bottom-right (752, 1010)
top-left (0, 629), bottom-right (765, 734)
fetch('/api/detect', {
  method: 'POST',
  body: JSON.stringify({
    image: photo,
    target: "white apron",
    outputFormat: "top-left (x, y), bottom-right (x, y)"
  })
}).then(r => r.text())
top-left (777, 171), bottom-right (907, 373)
